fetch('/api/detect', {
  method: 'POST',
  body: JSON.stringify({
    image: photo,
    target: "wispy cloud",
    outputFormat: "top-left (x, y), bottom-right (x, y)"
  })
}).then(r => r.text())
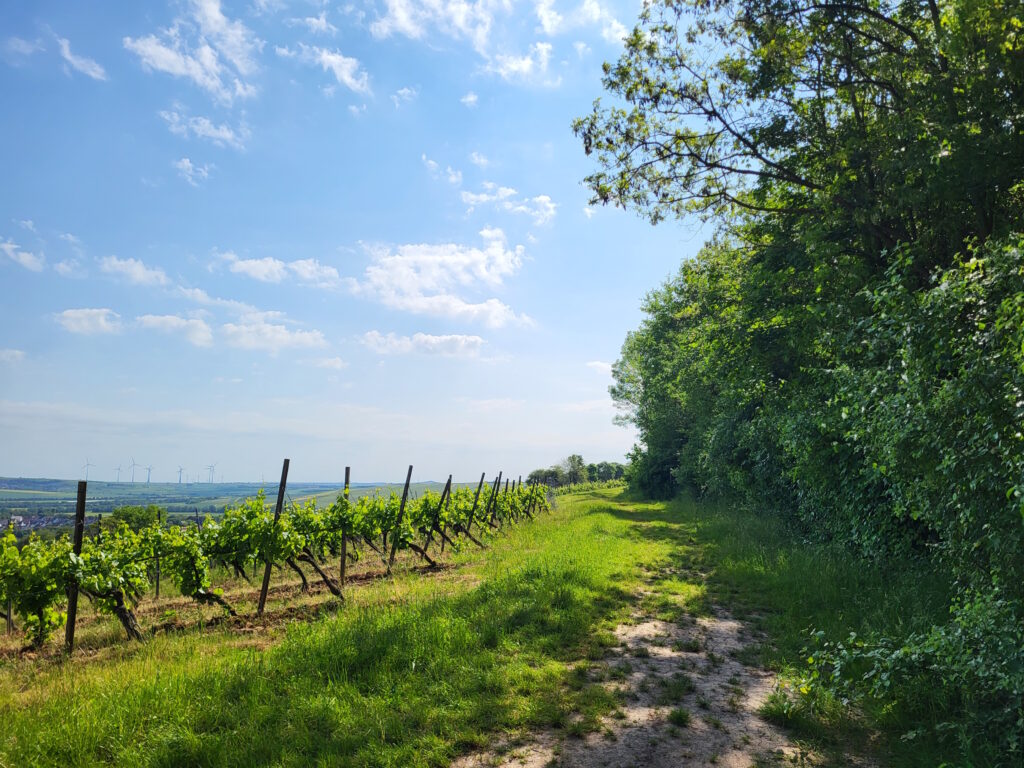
top-left (4, 37), bottom-right (44, 59)
top-left (276, 43), bottom-right (371, 94)
top-left (391, 86), bottom-right (417, 107)
top-left (137, 314), bottom-right (213, 346)
top-left (57, 308), bottom-right (121, 335)
top-left (362, 331), bottom-right (485, 358)
top-left (124, 0), bottom-right (261, 104)
top-left (56, 36), bottom-right (107, 80)
top-left (99, 255), bottom-right (169, 285)
top-left (160, 107), bottom-right (249, 149)
top-left (175, 157), bottom-right (213, 186)
top-left (461, 182), bottom-right (558, 224)
top-left (1, 240), bottom-right (45, 271)
top-left (535, 0), bottom-right (627, 44)
top-left (586, 360), bottom-right (612, 375)
top-left (16, 219), bottom-right (35, 232)
top-left (0, 349), bottom-right (25, 364)
top-left (460, 91), bottom-right (478, 107)
top-left (309, 356), bottom-right (346, 369)
top-left (469, 151), bottom-right (489, 168)
top-left (292, 11), bottom-right (337, 35)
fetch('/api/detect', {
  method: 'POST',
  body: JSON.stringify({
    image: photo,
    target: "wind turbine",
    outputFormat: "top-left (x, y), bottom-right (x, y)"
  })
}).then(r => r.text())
top-left (177, 466), bottom-right (184, 484)
top-left (129, 458), bottom-right (137, 484)
top-left (145, 465), bottom-right (153, 484)
top-left (113, 464), bottom-right (121, 483)
top-left (82, 458), bottom-right (94, 481)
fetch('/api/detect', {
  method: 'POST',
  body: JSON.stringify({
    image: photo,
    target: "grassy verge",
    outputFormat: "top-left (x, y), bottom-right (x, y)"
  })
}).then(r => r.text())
top-left (607, 490), bottom-right (952, 767)
top-left (0, 489), bottom-right (952, 767)
top-left (0, 491), bottom-right (653, 767)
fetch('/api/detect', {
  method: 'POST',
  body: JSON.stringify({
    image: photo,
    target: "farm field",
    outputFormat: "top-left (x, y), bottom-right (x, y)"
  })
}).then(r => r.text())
top-left (0, 488), bottom-right (948, 768)
top-left (0, 477), bottom-right (452, 521)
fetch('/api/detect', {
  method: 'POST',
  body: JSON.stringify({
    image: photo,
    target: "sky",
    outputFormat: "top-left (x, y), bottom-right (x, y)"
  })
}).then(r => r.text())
top-left (0, 0), bottom-right (704, 484)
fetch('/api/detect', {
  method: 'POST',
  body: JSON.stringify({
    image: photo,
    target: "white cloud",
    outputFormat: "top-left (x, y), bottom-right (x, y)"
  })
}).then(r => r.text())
top-left (56, 36), bottom-right (107, 80)
top-left (446, 166), bottom-right (462, 185)
top-left (1, 240), bottom-right (45, 271)
top-left (460, 91), bottom-right (478, 107)
top-left (99, 255), bottom-right (169, 285)
top-left (370, 0), bottom-right (493, 57)
top-left (225, 253), bottom-right (287, 282)
top-left (586, 360), bottom-right (612, 375)
top-left (175, 157), bottom-right (213, 186)
top-left (349, 229), bottom-right (530, 328)
top-left (59, 232), bottom-right (81, 244)
top-left (573, 40), bottom-right (590, 58)
top-left (421, 153), bottom-right (439, 173)
top-left (54, 259), bottom-right (82, 277)
top-left (57, 308), bottom-right (121, 335)
top-left (362, 331), bottom-right (485, 358)
top-left (222, 317), bottom-right (327, 353)
top-left (288, 258), bottom-right (340, 287)
top-left (391, 86), bottom-right (417, 107)
top-left (279, 43), bottom-right (370, 94)
top-left (0, 349), bottom-right (25, 364)
top-left (488, 42), bottom-right (559, 85)
top-left (535, 0), bottom-right (627, 44)
top-left (535, 0), bottom-right (563, 35)
top-left (16, 219), bottom-right (35, 232)
top-left (176, 285), bottom-right (256, 314)
top-left (294, 11), bottom-right (337, 35)
top-left (123, 0), bottom-right (261, 104)
top-left (469, 151), bottom-right (489, 168)
top-left (348, 103), bottom-right (367, 116)
top-left (310, 356), bottom-right (347, 369)
top-left (582, 206), bottom-right (595, 219)
top-left (137, 314), bottom-right (214, 346)
top-left (160, 108), bottom-right (249, 149)
top-left (461, 182), bottom-right (558, 224)
top-left (221, 252), bottom-right (340, 287)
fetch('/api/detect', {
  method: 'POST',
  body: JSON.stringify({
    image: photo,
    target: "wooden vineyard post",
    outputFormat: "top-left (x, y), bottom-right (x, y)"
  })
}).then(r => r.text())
top-left (340, 466), bottom-right (350, 588)
top-left (488, 472), bottom-right (503, 527)
top-left (96, 513), bottom-right (103, 545)
top-left (387, 465), bottom-right (413, 574)
top-left (258, 458), bottom-right (290, 616)
top-left (434, 475), bottom-right (453, 552)
top-left (64, 480), bottom-right (87, 654)
top-left (194, 507), bottom-right (200, 527)
top-left (155, 508), bottom-right (161, 599)
top-left (467, 472), bottom-right (485, 533)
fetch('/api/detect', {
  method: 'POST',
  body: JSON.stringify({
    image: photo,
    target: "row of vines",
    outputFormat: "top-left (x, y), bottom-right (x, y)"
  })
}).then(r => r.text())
top-left (0, 466), bottom-right (550, 650)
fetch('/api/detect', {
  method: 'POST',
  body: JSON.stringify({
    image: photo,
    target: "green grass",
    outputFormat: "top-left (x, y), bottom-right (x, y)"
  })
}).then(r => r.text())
top-left (0, 487), bottom-right (953, 767)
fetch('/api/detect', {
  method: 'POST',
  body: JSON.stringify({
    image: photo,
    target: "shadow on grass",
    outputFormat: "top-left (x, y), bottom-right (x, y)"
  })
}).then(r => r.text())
top-left (591, 491), bottom-right (953, 767)
top-left (12, 562), bottom-right (634, 768)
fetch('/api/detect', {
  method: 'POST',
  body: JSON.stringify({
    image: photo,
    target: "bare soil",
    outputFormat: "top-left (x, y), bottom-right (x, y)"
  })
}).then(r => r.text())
top-left (452, 600), bottom-right (860, 768)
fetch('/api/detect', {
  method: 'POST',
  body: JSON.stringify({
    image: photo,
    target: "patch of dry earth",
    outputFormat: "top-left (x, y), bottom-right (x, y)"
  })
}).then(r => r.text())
top-left (453, 605), bottom-right (831, 768)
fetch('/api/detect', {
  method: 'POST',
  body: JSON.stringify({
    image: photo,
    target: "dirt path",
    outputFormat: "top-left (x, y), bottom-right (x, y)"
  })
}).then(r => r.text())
top-left (453, 599), bottom-right (830, 768)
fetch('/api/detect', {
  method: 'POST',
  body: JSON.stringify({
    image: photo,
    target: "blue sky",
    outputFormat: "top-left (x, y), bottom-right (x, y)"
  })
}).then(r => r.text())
top-left (0, 0), bottom-right (703, 483)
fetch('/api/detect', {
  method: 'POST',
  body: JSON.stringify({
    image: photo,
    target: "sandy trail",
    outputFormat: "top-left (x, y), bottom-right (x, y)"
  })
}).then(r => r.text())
top-left (453, 601), bottom-right (825, 768)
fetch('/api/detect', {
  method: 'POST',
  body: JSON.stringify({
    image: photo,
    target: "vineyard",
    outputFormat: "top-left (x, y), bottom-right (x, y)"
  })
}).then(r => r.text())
top-left (0, 461), bottom-right (550, 653)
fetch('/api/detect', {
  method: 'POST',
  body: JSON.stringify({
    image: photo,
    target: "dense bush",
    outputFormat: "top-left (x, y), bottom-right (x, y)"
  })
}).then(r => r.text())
top-left (577, 0), bottom-right (1024, 760)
